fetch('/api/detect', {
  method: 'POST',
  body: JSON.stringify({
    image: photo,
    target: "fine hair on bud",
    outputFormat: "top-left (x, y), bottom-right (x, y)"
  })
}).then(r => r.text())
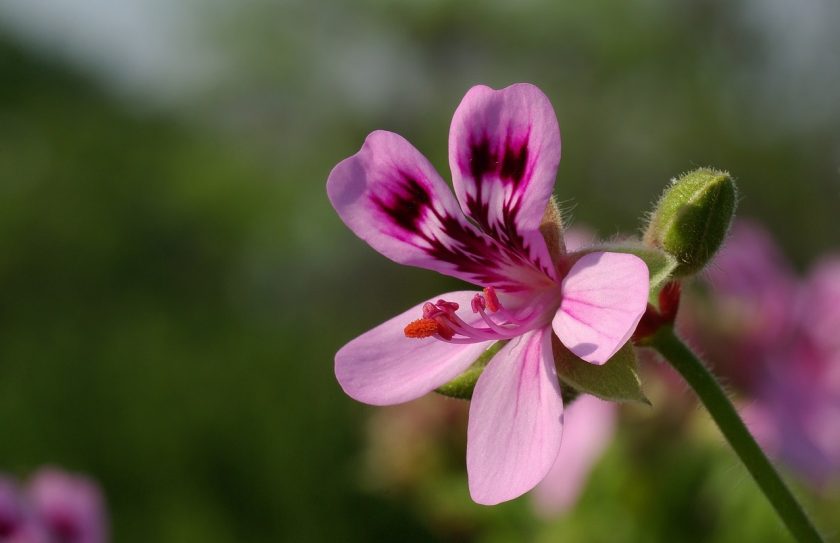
top-left (643, 168), bottom-right (737, 277)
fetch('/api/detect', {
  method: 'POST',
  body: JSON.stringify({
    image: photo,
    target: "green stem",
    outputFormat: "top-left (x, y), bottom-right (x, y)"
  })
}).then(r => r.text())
top-left (650, 326), bottom-right (823, 543)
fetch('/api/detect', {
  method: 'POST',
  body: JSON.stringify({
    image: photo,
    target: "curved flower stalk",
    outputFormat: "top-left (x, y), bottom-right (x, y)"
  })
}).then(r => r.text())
top-left (327, 83), bottom-right (649, 504)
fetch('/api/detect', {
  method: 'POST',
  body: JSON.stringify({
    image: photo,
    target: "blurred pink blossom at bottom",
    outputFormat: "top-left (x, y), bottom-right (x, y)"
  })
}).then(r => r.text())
top-left (532, 395), bottom-right (616, 516)
top-left (0, 468), bottom-right (107, 543)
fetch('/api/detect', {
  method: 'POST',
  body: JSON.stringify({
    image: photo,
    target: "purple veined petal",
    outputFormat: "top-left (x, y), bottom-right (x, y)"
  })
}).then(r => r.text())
top-left (532, 395), bottom-right (616, 517)
top-left (449, 84), bottom-right (561, 281)
top-left (467, 327), bottom-right (563, 505)
top-left (328, 130), bottom-right (554, 292)
top-left (335, 291), bottom-right (494, 406)
top-left (553, 252), bottom-right (649, 365)
top-left (27, 468), bottom-right (108, 543)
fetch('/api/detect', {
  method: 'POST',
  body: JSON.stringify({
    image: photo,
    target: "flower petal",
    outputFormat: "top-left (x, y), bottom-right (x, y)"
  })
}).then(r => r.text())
top-left (553, 252), bottom-right (649, 365)
top-left (467, 327), bottom-right (563, 505)
top-left (328, 130), bottom-right (552, 291)
top-left (532, 395), bottom-right (616, 516)
top-left (449, 84), bottom-right (561, 281)
top-left (335, 291), bottom-right (493, 406)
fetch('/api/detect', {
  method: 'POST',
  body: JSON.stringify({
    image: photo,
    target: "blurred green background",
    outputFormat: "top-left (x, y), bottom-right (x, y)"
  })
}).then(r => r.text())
top-left (1, 1), bottom-right (838, 541)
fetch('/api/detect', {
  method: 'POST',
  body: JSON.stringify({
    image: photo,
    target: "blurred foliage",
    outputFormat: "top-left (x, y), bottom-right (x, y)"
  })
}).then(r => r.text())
top-left (0, 0), bottom-right (838, 541)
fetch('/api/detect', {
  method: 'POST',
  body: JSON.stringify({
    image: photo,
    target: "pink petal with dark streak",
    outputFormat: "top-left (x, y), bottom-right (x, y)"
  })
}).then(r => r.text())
top-left (449, 84), bottom-right (561, 281)
top-left (328, 130), bottom-right (555, 291)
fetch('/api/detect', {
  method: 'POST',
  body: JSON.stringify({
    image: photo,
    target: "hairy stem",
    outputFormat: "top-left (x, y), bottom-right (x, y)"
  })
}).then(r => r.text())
top-left (650, 326), bottom-right (823, 543)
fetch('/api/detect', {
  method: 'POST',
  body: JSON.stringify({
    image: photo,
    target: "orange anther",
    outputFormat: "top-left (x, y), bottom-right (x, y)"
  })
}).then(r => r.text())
top-left (483, 287), bottom-right (501, 313)
top-left (404, 318), bottom-right (440, 339)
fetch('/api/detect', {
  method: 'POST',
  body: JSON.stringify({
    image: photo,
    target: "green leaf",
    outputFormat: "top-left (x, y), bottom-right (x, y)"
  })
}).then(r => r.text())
top-left (553, 338), bottom-right (650, 405)
top-left (584, 244), bottom-right (678, 306)
top-left (435, 341), bottom-right (506, 400)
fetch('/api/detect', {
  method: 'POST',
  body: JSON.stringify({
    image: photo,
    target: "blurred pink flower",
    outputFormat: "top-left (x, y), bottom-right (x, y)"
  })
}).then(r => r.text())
top-left (0, 477), bottom-right (24, 539)
top-left (532, 395), bottom-right (617, 516)
top-left (27, 469), bottom-right (108, 543)
top-left (327, 83), bottom-right (649, 504)
top-left (694, 220), bottom-right (798, 390)
top-left (686, 220), bottom-right (840, 484)
top-left (0, 469), bottom-right (107, 543)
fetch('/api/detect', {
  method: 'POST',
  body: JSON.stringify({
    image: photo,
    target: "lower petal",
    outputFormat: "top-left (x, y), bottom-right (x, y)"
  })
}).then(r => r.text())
top-left (335, 291), bottom-right (492, 406)
top-left (554, 252), bottom-right (649, 365)
top-left (467, 327), bottom-right (563, 505)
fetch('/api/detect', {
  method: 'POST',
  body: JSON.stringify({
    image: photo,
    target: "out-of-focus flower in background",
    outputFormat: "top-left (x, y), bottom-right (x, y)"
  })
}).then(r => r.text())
top-left (681, 219), bottom-right (840, 485)
top-left (532, 395), bottom-right (617, 516)
top-left (0, 477), bottom-right (25, 539)
top-left (0, 468), bottom-right (107, 543)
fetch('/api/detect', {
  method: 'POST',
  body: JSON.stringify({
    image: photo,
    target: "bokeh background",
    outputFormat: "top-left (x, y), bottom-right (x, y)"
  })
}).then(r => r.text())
top-left (1, 1), bottom-right (839, 541)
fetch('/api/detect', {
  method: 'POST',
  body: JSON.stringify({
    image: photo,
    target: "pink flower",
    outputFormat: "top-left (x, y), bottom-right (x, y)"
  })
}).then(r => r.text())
top-left (0, 477), bottom-right (24, 539)
top-left (27, 469), bottom-right (108, 543)
top-left (681, 220), bottom-right (798, 392)
top-left (687, 220), bottom-right (840, 484)
top-left (327, 83), bottom-right (649, 505)
top-left (0, 469), bottom-right (106, 543)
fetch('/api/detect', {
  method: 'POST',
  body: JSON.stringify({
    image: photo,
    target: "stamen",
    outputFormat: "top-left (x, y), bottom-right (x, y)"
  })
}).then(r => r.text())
top-left (422, 302), bottom-right (441, 318)
top-left (436, 300), bottom-right (460, 313)
top-left (471, 293), bottom-right (486, 313)
top-left (406, 294), bottom-right (539, 344)
top-left (404, 318), bottom-right (440, 338)
top-left (483, 287), bottom-right (501, 313)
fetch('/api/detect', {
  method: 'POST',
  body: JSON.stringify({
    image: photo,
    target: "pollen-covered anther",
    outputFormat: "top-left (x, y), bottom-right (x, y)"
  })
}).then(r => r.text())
top-left (483, 287), bottom-right (501, 312)
top-left (471, 293), bottom-right (486, 313)
top-left (404, 318), bottom-right (441, 339)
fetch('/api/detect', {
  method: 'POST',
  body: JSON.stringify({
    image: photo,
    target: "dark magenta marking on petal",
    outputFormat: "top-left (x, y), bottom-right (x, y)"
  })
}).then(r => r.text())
top-left (500, 141), bottom-right (528, 182)
top-left (469, 137), bottom-right (496, 181)
top-left (456, 128), bottom-right (553, 278)
top-left (368, 166), bottom-right (549, 290)
top-left (371, 172), bottom-right (432, 233)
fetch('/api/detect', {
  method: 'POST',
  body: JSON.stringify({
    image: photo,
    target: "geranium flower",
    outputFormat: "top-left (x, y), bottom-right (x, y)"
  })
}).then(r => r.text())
top-left (27, 468), bottom-right (108, 543)
top-left (0, 477), bottom-right (24, 539)
top-left (0, 469), bottom-right (107, 543)
top-left (327, 83), bottom-right (649, 504)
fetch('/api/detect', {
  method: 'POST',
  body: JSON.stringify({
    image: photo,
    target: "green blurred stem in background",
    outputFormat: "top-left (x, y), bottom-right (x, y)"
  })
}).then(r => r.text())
top-left (651, 327), bottom-right (824, 543)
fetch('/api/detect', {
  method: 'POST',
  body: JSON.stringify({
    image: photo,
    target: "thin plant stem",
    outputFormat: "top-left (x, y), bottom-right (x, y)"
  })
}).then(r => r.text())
top-left (650, 326), bottom-right (824, 543)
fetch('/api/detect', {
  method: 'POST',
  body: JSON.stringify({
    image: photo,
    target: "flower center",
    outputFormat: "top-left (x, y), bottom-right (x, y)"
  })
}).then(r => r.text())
top-left (403, 287), bottom-right (545, 344)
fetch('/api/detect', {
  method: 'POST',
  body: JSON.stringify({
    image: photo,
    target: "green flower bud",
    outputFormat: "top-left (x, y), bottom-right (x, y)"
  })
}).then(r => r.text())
top-left (643, 168), bottom-right (737, 277)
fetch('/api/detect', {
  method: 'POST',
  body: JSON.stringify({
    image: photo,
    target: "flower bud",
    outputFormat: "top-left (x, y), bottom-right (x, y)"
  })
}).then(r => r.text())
top-left (643, 168), bottom-right (737, 276)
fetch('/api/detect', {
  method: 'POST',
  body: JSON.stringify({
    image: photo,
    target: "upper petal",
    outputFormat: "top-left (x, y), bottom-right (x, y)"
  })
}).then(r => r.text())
top-left (328, 130), bottom-right (553, 291)
top-left (449, 84), bottom-right (561, 281)
top-left (553, 252), bottom-right (649, 365)
top-left (532, 395), bottom-right (617, 516)
top-left (335, 291), bottom-right (493, 406)
top-left (467, 327), bottom-right (564, 505)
